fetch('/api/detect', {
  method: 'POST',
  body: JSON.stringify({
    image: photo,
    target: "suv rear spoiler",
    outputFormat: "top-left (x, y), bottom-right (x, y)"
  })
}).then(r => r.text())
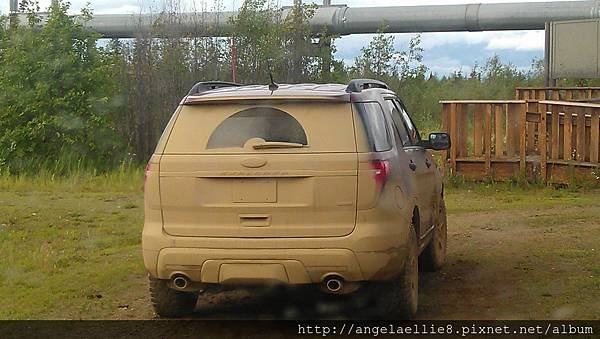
top-left (345, 79), bottom-right (389, 93)
top-left (187, 81), bottom-right (241, 95)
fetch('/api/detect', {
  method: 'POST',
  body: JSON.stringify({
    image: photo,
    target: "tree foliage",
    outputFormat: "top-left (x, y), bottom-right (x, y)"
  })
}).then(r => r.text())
top-left (229, 0), bottom-right (318, 83)
top-left (3, 0), bottom-right (593, 175)
top-left (0, 0), bottom-right (122, 173)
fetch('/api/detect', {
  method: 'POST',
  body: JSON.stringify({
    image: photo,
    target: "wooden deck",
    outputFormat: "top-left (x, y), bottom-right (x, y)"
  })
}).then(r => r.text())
top-left (515, 87), bottom-right (600, 102)
top-left (440, 89), bottom-right (600, 184)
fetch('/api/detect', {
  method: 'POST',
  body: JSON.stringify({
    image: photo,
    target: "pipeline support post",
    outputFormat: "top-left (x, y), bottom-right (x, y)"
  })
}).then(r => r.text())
top-left (543, 22), bottom-right (557, 87)
top-left (320, 35), bottom-right (332, 80)
top-left (9, 0), bottom-right (18, 28)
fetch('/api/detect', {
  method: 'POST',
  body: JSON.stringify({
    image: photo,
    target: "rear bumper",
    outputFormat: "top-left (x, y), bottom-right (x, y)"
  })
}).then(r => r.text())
top-left (150, 248), bottom-right (362, 284)
top-left (142, 210), bottom-right (413, 285)
top-left (144, 245), bottom-right (406, 285)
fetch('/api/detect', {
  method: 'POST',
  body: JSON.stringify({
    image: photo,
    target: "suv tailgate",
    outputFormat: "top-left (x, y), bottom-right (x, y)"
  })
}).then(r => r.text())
top-left (159, 101), bottom-right (358, 238)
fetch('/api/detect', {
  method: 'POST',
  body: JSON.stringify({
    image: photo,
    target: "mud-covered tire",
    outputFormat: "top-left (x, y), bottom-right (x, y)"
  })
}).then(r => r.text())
top-left (420, 199), bottom-right (448, 272)
top-left (369, 225), bottom-right (419, 320)
top-left (149, 276), bottom-right (198, 318)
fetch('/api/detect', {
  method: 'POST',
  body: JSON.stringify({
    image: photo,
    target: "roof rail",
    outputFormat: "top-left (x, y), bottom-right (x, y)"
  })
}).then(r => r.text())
top-left (188, 81), bottom-right (241, 95)
top-left (345, 79), bottom-right (389, 93)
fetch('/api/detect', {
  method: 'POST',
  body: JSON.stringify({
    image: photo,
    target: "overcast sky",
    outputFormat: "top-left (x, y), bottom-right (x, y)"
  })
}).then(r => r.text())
top-left (2, 0), bottom-right (577, 75)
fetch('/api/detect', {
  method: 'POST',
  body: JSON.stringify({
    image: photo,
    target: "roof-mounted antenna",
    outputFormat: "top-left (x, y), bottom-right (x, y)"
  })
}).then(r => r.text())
top-left (267, 59), bottom-right (279, 92)
top-left (269, 73), bottom-right (279, 92)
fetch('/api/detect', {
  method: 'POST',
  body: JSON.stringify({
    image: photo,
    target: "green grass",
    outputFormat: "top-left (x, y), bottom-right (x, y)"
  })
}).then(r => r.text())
top-left (0, 166), bottom-right (144, 193)
top-left (0, 169), bottom-right (145, 319)
top-left (0, 175), bottom-right (599, 319)
top-left (445, 182), bottom-right (600, 214)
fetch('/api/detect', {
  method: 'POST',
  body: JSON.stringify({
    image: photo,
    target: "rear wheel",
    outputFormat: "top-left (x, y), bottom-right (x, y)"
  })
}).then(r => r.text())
top-left (149, 276), bottom-right (198, 318)
top-left (420, 199), bottom-right (447, 271)
top-left (369, 225), bottom-right (419, 319)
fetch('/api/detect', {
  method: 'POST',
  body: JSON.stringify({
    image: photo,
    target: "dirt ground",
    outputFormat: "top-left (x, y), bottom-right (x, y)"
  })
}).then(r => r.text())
top-left (105, 188), bottom-right (600, 320)
top-left (2, 183), bottom-right (599, 320)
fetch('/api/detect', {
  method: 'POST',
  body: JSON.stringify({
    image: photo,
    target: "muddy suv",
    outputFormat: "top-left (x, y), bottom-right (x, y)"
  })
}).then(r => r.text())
top-left (142, 79), bottom-right (450, 319)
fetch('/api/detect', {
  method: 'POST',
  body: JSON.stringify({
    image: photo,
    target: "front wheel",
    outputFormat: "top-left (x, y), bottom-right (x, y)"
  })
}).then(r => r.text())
top-left (420, 199), bottom-right (447, 271)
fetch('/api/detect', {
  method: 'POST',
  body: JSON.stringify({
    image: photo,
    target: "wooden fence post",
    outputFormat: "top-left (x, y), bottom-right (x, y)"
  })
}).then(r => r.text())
top-left (458, 104), bottom-right (469, 157)
top-left (507, 104), bottom-right (519, 156)
top-left (441, 103), bottom-right (450, 172)
top-left (551, 104), bottom-right (560, 160)
top-left (519, 102), bottom-right (527, 175)
top-left (564, 108), bottom-right (573, 161)
top-left (537, 89), bottom-right (546, 100)
top-left (526, 101), bottom-right (536, 153)
top-left (539, 105), bottom-right (547, 183)
top-left (591, 109), bottom-right (599, 164)
top-left (576, 107), bottom-right (586, 162)
top-left (473, 104), bottom-right (484, 156)
top-left (484, 104), bottom-right (492, 176)
top-left (494, 105), bottom-right (504, 157)
top-left (565, 90), bottom-right (573, 101)
top-left (450, 103), bottom-right (458, 174)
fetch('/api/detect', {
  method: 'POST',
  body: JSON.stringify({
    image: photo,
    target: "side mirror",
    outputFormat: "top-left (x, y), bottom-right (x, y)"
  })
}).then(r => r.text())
top-left (424, 132), bottom-right (451, 150)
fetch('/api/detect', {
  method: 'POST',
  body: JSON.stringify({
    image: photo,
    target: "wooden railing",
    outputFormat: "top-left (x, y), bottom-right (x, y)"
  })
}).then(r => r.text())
top-left (440, 99), bottom-right (600, 184)
top-left (516, 87), bottom-right (600, 102)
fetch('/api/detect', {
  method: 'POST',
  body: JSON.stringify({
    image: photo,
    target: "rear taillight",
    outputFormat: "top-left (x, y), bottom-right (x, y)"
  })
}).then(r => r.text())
top-left (370, 159), bottom-right (390, 186)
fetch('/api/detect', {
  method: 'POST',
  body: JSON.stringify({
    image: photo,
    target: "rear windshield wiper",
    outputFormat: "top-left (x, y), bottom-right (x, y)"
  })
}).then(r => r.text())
top-left (252, 141), bottom-right (306, 149)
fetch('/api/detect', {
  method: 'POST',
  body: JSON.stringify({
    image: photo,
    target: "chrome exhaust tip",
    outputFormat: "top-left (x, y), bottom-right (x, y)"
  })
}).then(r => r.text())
top-left (173, 276), bottom-right (189, 290)
top-left (324, 276), bottom-right (343, 293)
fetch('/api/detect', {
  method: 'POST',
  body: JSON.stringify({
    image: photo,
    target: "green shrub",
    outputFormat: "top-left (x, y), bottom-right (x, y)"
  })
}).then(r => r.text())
top-left (0, 0), bottom-right (124, 175)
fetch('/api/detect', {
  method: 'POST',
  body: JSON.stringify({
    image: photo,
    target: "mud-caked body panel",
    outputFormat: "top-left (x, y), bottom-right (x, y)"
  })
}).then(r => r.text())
top-left (142, 82), bottom-right (445, 292)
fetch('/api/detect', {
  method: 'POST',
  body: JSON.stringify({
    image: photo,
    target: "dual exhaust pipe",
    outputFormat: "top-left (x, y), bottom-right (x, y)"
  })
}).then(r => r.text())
top-left (171, 273), bottom-right (346, 294)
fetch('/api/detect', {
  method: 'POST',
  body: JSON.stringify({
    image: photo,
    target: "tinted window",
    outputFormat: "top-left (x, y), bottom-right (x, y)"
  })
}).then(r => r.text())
top-left (395, 100), bottom-right (421, 144)
top-left (207, 107), bottom-right (307, 149)
top-left (354, 102), bottom-right (392, 152)
top-left (385, 99), bottom-right (411, 147)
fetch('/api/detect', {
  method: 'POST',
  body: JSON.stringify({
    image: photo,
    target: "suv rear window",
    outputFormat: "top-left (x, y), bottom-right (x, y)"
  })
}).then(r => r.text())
top-left (207, 107), bottom-right (307, 149)
top-left (164, 101), bottom-right (357, 153)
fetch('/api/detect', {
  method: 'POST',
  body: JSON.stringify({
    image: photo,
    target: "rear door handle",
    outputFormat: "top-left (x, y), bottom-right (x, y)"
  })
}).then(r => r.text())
top-left (239, 214), bottom-right (271, 227)
top-left (409, 162), bottom-right (417, 171)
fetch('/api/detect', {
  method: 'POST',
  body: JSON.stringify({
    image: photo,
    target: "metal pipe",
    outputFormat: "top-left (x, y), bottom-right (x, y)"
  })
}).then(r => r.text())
top-left (9, 0), bottom-right (17, 13)
top-left (172, 276), bottom-right (189, 290)
top-left (337, 1), bottom-right (600, 34)
top-left (325, 278), bottom-right (342, 293)
top-left (323, 275), bottom-right (344, 293)
top-left (9, 1), bottom-right (600, 38)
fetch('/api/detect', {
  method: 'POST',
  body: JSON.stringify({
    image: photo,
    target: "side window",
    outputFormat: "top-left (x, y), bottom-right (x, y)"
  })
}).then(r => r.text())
top-left (385, 99), bottom-right (411, 147)
top-left (207, 107), bottom-right (308, 149)
top-left (394, 99), bottom-right (421, 144)
top-left (354, 102), bottom-right (392, 152)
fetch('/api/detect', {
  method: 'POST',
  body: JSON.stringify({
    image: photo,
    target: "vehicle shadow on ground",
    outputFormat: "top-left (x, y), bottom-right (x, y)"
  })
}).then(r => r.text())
top-left (189, 286), bottom-right (362, 320)
top-left (184, 257), bottom-right (478, 320)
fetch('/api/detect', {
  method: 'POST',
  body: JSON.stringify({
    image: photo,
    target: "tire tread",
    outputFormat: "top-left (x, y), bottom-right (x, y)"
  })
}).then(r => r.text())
top-left (148, 276), bottom-right (198, 318)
